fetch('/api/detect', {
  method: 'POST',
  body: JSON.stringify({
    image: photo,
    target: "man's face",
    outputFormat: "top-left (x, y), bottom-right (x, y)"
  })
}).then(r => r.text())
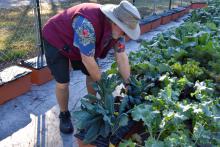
top-left (111, 23), bottom-right (125, 39)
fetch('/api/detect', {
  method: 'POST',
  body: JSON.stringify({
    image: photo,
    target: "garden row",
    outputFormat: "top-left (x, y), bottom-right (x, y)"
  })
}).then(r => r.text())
top-left (0, 2), bottom-right (207, 105)
top-left (73, 1), bottom-right (220, 147)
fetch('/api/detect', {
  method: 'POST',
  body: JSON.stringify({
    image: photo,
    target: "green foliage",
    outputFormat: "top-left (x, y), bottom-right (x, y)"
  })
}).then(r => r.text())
top-left (171, 60), bottom-right (204, 81)
top-left (164, 131), bottom-right (193, 146)
top-left (191, 80), bottom-right (215, 101)
top-left (144, 137), bottom-right (165, 147)
top-left (119, 139), bottom-right (136, 147)
top-left (131, 104), bottom-right (160, 129)
top-left (0, 49), bottom-right (27, 62)
top-left (73, 2), bottom-right (220, 146)
top-left (119, 75), bottom-right (161, 114)
top-left (106, 61), bottom-right (118, 75)
top-left (191, 5), bottom-right (220, 27)
top-left (118, 10), bottom-right (220, 144)
top-left (192, 122), bottom-right (213, 145)
top-left (73, 73), bottom-right (125, 144)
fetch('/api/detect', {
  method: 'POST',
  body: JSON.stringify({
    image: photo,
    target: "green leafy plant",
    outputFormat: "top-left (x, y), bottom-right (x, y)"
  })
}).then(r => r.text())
top-left (74, 2), bottom-right (220, 146)
top-left (73, 73), bottom-right (128, 144)
top-left (171, 60), bottom-right (204, 81)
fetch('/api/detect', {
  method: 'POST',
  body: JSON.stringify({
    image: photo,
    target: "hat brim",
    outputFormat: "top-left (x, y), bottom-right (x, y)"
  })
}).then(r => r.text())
top-left (100, 4), bottom-right (140, 40)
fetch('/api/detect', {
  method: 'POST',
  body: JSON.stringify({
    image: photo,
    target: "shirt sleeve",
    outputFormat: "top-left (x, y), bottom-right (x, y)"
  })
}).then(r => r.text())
top-left (72, 15), bottom-right (96, 56)
top-left (114, 36), bottom-right (126, 53)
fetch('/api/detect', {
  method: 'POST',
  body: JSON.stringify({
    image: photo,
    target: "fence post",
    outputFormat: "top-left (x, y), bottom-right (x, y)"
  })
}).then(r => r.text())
top-left (33, 0), bottom-right (44, 67)
top-left (36, 0), bottom-right (43, 54)
top-left (169, 0), bottom-right (172, 9)
top-left (153, 0), bottom-right (156, 14)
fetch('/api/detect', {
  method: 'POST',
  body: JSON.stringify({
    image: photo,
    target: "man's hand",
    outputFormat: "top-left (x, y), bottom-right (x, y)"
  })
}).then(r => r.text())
top-left (81, 53), bottom-right (101, 82)
top-left (123, 79), bottom-right (132, 94)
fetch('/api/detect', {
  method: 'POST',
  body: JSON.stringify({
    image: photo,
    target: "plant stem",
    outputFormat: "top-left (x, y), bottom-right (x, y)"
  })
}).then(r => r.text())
top-left (111, 113), bottom-right (128, 135)
top-left (157, 128), bottom-right (166, 141)
top-left (145, 123), bottom-right (153, 138)
top-left (193, 125), bottom-right (204, 146)
top-left (139, 131), bottom-right (149, 136)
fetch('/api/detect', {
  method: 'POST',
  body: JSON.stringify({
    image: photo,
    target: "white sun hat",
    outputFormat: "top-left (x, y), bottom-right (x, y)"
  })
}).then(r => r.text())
top-left (100, 0), bottom-right (141, 40)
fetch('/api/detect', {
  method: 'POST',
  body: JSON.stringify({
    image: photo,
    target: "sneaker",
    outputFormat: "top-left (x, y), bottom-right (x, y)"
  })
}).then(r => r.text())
top-left (59, 111), bottom-right (74, 134)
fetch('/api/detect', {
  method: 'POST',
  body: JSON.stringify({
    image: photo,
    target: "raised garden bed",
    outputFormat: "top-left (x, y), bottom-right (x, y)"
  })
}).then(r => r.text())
top-left (0, 66), bottom-right (32, 104)
top-left (140, 19), bottom-right (152, 34)
top-left (191, 2), bottom-right (208, 9)
top-left (159, 11), bottom-right (173, 25)
top-left (184, 5), bottom-right (191, 14)
top-left (169, 7), bottom-right (185, 21)
top-left (19, 56), bottom-right (53, 85)
top-left (141, 15), bottom-right (161, 30)
top-left (177, 7), bottom-right (186, 17)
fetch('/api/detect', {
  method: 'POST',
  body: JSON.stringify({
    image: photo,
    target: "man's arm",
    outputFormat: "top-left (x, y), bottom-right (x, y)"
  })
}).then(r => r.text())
top-left (72, 15), bottom-right (101, 82)
top-left (115, 52), bottom-right (130, 83)
top-left (114, 37), bottom-right (130, 83)
top-left (81, 54), bottom-right (101, 81)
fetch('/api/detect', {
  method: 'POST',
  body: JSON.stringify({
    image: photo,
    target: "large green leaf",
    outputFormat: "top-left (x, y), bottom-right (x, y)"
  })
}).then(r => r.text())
top-left (164, 131), bottom-right (193, 146)
top-left (119, 113), bottom-right (129, 127)
top-left (160, 111), bottom-right (188, 129)
top-left (144, 137), bottom-right (165, 147)
top-left (183, 35), bottom-right (198, 45)
top-left (104, 94), bottom-right (114, 114)
top-left (81, 99), bottom-right (96, 112)
top-left (84, 94), bottom-right (98, 102)
top-left (192, 122), bottom-right (212, 145)
top-left (206, 22), bottom-right (217, 31)
top-left (99, 121), bottom-right (111, 138)
top-left (194, 31), bottom-right (210, 45)
top-left (119, 96), bottom-right (129, 114)
top-left (157, 63), bottom-right (171, 73)
top-left (83, 121), bottom-right (101, 144)
top-left (168, 35), bottom-right (182, 47)
top-left (86, 116), bottom-right (103, 127)
top-left (72, 111), bottom-right (94, 129)
top-left (131, 104), bottom-right (160, 127)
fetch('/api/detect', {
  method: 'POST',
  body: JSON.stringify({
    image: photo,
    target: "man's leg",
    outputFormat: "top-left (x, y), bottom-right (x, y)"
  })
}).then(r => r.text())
top-left (43, 40), bottom-right (73, 134)
top-left (56, 82), bottom-right (69, 112)
top-left (56, 82), bottom-right (73, 134)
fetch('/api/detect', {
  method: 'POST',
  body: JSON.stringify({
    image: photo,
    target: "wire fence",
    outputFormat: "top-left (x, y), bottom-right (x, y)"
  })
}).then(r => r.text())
top-left (0, 0), bottom-right (207, 70)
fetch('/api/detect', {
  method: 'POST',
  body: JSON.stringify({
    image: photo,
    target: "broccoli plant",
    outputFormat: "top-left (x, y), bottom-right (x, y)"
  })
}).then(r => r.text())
top-left (73, 73), bottom-right (128, 144)
top-left (119, 75), bottom-right (160, 114)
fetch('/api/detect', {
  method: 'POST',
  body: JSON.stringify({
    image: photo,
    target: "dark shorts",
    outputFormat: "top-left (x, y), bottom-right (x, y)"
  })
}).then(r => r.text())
top-left (43, 40), bottom-right (90, 83)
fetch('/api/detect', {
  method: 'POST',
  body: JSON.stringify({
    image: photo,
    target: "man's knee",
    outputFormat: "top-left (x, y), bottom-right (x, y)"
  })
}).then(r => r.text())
top-left (56, 82), bottom-right (69, 90)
